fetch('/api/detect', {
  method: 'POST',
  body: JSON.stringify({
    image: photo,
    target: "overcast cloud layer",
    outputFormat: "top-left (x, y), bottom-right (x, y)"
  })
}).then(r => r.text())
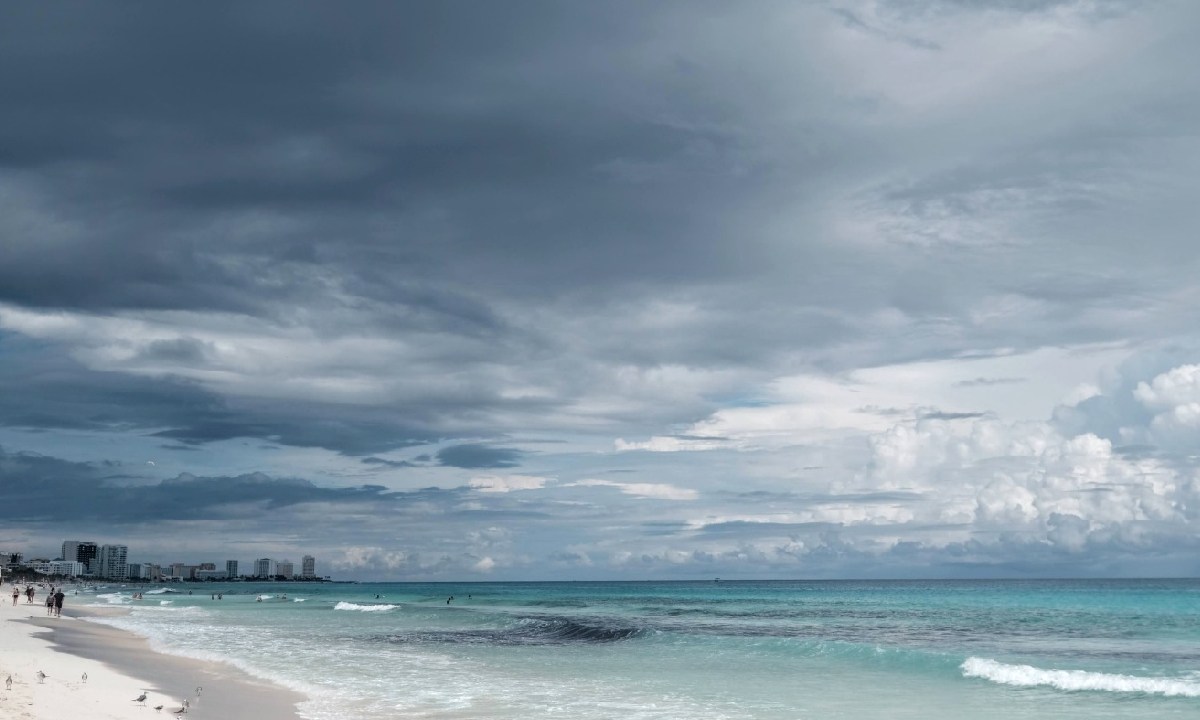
top-left (2, 0), bottom-right (1199, 579)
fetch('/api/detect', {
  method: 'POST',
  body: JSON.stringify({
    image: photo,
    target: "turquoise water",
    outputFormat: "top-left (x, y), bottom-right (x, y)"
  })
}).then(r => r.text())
top-left (83, 579), bottom-right (1200, 719)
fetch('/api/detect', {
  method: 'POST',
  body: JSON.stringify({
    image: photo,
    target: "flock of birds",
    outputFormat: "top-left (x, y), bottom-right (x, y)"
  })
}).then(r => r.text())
top-left (5, 669), bottom-right (202, 714)
top-left (131, 684), bottom-right (201, 714)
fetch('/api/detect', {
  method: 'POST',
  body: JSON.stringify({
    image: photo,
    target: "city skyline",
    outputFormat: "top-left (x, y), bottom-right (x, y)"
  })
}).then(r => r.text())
top-left (2, 2), bottom-right (1200, 580)
top-left (30, 539), bottom-right (321, 580)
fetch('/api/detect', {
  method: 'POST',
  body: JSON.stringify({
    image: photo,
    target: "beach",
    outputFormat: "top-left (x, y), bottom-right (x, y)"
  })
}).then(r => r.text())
top-left (4, 579), bottom-right (1198, 719)
top-left (0, 592), bottom-right (302, 719)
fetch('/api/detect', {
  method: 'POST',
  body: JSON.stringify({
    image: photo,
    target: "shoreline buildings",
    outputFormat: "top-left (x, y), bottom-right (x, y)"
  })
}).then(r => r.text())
top-left (1, 540), bottom-right (323, 582)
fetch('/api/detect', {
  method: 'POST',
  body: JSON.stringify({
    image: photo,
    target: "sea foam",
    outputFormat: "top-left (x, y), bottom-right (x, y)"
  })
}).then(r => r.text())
top-left (962, 657), bottom-right (1200, 697)
top-left (334, 601), bottom-right (397, 612)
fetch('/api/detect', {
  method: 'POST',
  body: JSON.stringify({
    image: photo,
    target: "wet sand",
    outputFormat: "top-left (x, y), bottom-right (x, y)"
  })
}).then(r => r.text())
top-left (1, 598), bottom-right (303, 719)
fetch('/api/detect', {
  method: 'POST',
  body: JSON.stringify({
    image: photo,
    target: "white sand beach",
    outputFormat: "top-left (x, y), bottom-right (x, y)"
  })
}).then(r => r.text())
top-left (0, 592), bottom-right (303, 719)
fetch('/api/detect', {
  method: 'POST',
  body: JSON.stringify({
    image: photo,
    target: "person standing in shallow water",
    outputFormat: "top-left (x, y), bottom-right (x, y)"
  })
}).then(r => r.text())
top-left (53, 589), bottom-right (65, 617)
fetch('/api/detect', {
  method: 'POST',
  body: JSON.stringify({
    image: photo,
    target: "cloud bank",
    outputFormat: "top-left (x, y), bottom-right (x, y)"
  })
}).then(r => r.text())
top-left (1, 1), bottom-right (1199, 578)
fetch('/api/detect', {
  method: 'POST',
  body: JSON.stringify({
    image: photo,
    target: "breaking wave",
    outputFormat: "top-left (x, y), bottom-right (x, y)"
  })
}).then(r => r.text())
top-left (962, 657), bottom-right (1200, 697)
top-left (335, 601), bottom-right (398, 612)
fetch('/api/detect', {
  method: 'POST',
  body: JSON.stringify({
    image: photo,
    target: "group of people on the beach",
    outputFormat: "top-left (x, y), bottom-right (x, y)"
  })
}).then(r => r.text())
top-left (8, 584), bottom-right (66, 616)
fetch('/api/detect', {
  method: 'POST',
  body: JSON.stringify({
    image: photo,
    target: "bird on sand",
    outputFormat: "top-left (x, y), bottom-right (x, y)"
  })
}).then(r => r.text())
top-left (153, 705), bottom-right (163, 712)
top-left (5, 675), bottom-right (11, 690)
top-left (133, 692), bottom-right (148, 705)
top-left (36, 671), bottom-right (46, 684)
top-left (81, 672), bottom-right (87, 683)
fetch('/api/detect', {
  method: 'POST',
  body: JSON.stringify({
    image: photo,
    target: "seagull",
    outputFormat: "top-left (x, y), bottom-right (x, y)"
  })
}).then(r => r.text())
top-left (36, 671), bottom-right (46, 684)
top-left (81, 672), bottom-right (87, 683)
top-left (5, 674), bottom-right (11, 689)
top-left (133, 692), bottom-right (148, 705)
top-left (154, 705), bottom-right (163, 712)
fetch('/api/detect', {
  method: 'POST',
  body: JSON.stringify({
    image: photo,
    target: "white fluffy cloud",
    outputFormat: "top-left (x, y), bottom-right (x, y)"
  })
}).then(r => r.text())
top-left (568, 479), bottom-right (698, 501)
top-left (468, 475), bottom-right (549, 493)
top-left (857, 411), bottom-right (1196, 554)
top-left (1134, 365), bottom-right (1200, 443)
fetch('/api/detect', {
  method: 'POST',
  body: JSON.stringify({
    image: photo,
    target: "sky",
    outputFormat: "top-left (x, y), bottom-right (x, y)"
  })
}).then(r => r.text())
top-left (2, 0), bottom-right (1199, 580)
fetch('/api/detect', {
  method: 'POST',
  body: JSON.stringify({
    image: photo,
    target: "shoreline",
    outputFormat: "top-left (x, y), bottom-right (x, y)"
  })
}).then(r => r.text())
top-left (1, 597), bottom-right (304, 719)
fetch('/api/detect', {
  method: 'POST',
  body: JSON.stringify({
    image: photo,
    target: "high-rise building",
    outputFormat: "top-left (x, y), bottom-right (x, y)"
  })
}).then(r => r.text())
top-left (253, 558), bottom-right (274, 578)
top-left (62, 541), bottom-right (98, 574)
top-left (97, 544), bottom-right (128, 580)
top-left (61, 540), bottom-right (81, 561)
top-left (33, 561), bottom-right (84, 576)
top-left (301, 555), bottom-right (315, 578)
top-left (226, 560), bottom-right (239, 578)
top-left (276, 560), bottom-right (294, 579)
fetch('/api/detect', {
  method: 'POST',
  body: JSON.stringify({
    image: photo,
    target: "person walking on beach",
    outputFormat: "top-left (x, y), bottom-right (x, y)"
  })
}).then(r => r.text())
top-left (25, 586), bottom-right (34, 604)
top-left (45, 592), bottom-right (54, 615)
top-left (53, 589), bottom-right (65, 617)
top-left (10, 586), bottom-right (17, 605)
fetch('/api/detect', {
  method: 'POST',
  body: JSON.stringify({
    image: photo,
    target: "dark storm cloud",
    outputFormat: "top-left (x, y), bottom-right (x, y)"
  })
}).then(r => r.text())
top-left (0, 446), bottom-right (462, 523)
top-left (159, 445), bottom-right (202, 452)
top-left (1, 0), bottom-right (1186, 434)
top-left (0, 336), bottom-right (437, 455)
top-left (0, 1), bottom-right (773, 316)
top-left (361, 456), bottom-right (420, 469)
top-left (137, 338), bottom-right (215, 365)
top-left (149, 410), bottom-right (432, 457)
top-left (0, 334), bottom-right (222, 433)
top-left (436, 444), bottom-right (524, 469)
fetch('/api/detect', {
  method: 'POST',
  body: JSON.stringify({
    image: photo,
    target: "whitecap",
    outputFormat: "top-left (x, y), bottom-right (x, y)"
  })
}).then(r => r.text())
top-left (94, 592), bottom-right (131, 605)
top-left (962, 657), bottom-right (1200, 697)
top-left (334, 601), bottom-right (397, 612)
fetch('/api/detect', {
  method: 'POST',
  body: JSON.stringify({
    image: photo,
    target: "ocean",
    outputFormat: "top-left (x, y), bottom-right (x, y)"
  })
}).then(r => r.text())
top-left (82, 579), bottom-right (1200, 719)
